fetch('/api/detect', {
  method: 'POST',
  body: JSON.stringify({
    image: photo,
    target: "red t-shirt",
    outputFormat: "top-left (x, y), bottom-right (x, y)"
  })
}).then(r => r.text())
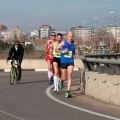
top-left (46, 40), bottom-right (53, 55)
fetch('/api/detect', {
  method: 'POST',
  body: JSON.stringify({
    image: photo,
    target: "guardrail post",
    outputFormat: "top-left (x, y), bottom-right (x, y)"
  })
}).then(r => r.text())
top-left (80, 69), bottom-right (86, 95)
top-left (79, 68), bottom-right (82, 93)
top-left (114, 65), bottom-right (120, 75)
top-left (104, 64), bottom-right (112, 75)
top-left (95, 63), bottom-right (103, 73)
top-left (82, 61), bottom-right (92, 71)
top-left (89, 62), bottom-right (95, 72)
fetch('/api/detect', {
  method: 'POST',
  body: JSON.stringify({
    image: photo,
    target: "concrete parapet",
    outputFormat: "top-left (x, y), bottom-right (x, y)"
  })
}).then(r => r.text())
top-left (80, 70), bottom-right (120, 106)
top-left (0, 59), bottom-right (84, 70)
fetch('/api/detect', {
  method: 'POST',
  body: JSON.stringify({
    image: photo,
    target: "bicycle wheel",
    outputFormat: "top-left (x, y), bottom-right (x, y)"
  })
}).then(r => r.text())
top-left (10, 67), bottom-right (15, 85)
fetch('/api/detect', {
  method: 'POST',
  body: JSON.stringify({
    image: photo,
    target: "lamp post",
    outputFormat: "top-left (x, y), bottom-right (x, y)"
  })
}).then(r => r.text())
top-left (114, 15), bottom-right (118, 52)
top-left (94, 17), bottom-right (98, 47)
top-left (109, 12), bottom-right (114, 50)
top-left (82, 21), bottom-right (86, 46)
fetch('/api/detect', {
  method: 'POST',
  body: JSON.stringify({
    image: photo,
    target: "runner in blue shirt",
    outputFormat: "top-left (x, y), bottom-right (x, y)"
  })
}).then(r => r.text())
top-left (56, 31), bottom-right (78, 98)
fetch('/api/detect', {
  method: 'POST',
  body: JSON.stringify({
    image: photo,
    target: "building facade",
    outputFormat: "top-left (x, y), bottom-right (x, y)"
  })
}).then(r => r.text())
top-left (39, 24), bottom-right (55, 39)
top-left (11, 26), bottom-right (22, 40)
top-left (0, 24), bottom-right (7, 31)
top-left (30, 30), bottom-right (39, 37)
top-left (106, 26), bottom-right (120, 43)
top-left (71, 26), bottom-right (93, 41)
top-left (1, 31), bottom-right (12, 40)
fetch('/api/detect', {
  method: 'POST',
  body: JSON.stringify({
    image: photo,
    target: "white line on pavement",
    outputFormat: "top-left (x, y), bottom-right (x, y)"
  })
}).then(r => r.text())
top-left (0, 74), bottom-right (8, 76)
top-left (0, 85), bottom-right (11, 90)
top-left (46, 85), bottom-right (120, 120)
top-left (0, 86), bottom-right (25, 120)
top-left (0, 109), bottom-right (25, 120)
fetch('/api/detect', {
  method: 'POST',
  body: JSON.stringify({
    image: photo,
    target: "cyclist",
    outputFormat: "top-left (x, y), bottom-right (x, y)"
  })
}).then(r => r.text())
top-left (45, 32), bottom-right (56, 86)
top-left (52, 33), bottom-right (62, 92)
top-left (7, 40), bottom-right (24, 81)
top-left (56, 31), bottom-right (78, 98)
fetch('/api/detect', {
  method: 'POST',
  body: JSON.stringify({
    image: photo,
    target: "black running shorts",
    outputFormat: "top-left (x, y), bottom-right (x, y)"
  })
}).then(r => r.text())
top-left (61, 63), bottom-right (74, 69)
top-left (53, 57), bottom-right (61, 67)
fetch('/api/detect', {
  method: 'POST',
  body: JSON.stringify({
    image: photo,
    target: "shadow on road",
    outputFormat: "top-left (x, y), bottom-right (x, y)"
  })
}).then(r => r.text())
top-left (54, 88), bottom-right (82, 98)
top-left (21, 79), bottom-right (48, 85)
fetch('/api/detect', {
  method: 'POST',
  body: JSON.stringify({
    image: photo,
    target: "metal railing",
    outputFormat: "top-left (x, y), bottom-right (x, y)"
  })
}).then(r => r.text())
top-left (80, 54), bottom-right (120, 75)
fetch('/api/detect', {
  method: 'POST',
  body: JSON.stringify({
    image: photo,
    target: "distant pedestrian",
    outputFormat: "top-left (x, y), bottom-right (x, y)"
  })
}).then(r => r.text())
top-left (56, 31), bottom-right (78, 98)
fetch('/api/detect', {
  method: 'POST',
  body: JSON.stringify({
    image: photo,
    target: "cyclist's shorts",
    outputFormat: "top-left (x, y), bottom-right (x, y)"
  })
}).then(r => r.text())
top-left (61, 63), bottom-right (74, 69)
top-left (46, 55), bottom-right (53, 63)
top-left (53, 57), bottom-right (61, 68)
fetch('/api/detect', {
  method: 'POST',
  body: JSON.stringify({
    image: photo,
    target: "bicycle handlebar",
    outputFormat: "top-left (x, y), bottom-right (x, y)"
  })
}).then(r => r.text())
top-left (7, 59), bottom-right (19, 65)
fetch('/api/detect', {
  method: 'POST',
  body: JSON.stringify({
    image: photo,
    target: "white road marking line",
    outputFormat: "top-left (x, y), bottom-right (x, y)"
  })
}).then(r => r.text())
top-left (46, 85), bottom-right (120, 120)
top-left (0, 86), bottom-right (25, 120)
top-left (0, 109), bottom-right (25, 120)
top-left (4, 69), bottom-right (10, 72)
top-left (35, 69), bottom-right (47, 71)
top-left (0, 74), bottom-right (8, 75)
top-left (0, 85), bottom-right (11, 90)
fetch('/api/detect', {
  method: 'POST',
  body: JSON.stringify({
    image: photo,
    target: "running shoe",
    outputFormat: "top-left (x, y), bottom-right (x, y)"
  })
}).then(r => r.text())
top-left (66, 91), bottom-right (71, 98)
top-left (48, 80), bottom-right (53, 86)
top-left (59, 80), bottom-right (64, 89)
top-left (51, 79), bottom-right (54, 84)
top-left (53, 89), bottom-right (57, 92)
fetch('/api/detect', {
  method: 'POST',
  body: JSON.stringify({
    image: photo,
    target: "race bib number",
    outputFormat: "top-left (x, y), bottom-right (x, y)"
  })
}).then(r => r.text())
top-left (64, 51), bottom-right (72, 58)
top-left (56, 53), bottom-right (61, 58)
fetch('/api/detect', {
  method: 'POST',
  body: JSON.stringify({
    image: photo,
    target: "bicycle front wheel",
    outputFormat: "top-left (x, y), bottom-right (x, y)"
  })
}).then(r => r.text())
top-left (10, 68), bottom-right (15, 85)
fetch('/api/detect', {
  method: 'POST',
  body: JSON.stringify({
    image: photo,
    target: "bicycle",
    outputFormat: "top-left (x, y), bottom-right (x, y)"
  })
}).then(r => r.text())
top-left (7, 60), bottom-right (20, 85)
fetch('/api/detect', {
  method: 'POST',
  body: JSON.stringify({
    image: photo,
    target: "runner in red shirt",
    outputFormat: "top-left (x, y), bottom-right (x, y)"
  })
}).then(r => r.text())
top-left (46, 40), bottom-right (54, 63)
top-left (45, 32), bottom-right (56, 86)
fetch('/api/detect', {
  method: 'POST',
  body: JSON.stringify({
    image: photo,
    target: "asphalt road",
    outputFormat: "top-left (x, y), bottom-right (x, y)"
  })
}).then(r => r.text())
top-left (0, 71), bottom-right (120, 120)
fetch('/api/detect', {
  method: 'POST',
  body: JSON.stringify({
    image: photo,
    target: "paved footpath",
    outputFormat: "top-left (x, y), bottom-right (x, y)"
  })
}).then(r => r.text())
top-left (0, 71), bottom-right (120, 120)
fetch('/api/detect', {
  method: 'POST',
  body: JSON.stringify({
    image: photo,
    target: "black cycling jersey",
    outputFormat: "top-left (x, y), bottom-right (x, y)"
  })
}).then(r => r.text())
top-left (7, 44), bottom-right (24, 61)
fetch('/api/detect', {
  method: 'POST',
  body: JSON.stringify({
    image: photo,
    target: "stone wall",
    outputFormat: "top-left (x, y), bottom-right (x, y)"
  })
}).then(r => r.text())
top-left (80, 70), bottom-right (120, 106)
top-left (0, 59), bottom-right (84, 70)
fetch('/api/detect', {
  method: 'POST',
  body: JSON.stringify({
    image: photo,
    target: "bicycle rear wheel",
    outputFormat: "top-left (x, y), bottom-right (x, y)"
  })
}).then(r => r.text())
top-left (10, 68), bottom-right (15, 85)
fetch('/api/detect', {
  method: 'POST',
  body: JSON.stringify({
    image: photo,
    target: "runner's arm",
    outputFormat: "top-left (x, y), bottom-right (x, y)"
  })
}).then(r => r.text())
top-left (55, 41), bottom-right (64, 53)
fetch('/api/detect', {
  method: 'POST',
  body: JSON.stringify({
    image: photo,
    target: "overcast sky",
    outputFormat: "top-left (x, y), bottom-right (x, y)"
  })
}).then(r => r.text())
top-left (0, 0), bottom-right (120, 33)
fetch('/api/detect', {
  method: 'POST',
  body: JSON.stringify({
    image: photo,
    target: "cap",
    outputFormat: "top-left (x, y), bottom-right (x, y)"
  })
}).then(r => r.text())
top-left (14, 40), bottom-right (19, 44)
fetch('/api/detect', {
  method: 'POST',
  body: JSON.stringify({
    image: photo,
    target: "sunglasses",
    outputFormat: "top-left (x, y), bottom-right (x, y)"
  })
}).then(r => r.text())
top-left (15, 44), bottom-right (19, 45)
top-left (51, 34), bottom-right (56, 36)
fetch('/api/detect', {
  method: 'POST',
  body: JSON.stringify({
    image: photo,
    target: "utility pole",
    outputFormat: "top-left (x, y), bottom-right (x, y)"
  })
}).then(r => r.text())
top-left (115, 15), bottom-right (117, 52)
top-left (109, 12), bottom-right (114, 51)
top-left (82, 21), bottom-right (86, 47)
top-left (94, 17), bottom-right (98, 47)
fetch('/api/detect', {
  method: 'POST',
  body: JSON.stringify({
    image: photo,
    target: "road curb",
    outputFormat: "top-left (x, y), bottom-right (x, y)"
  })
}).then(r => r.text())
top-left (0, 68), bottom-right (79, 72)
top-left (0, 69), bottom-right (36, 72)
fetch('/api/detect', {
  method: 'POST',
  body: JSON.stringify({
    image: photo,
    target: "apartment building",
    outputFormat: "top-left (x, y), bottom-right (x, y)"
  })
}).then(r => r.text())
top-left (0, 26), bottom-right (22, 41)
top-left (106, 26), bottom-right (120, 43)
top-left (11, 26), bottom-right (22, 40)
top-left (1, 31), bottom-right (12, 40)
top-left (30, 30), bottom-right (39, 37)
top-left (39, 24), bottom-right (55, 39)
top-left (71, 26), bottom-right (93, 41)
top-left (55, 31), bottom-right (67, 39)
top-left (0, 24), bottom-right (7, 31)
